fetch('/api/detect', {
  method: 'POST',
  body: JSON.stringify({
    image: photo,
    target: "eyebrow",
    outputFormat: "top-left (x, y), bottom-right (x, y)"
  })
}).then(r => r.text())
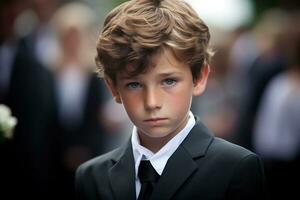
top-left (158, 72), bottom-right (183, 77)
top-left (119, 72), bottom-right (183, 80)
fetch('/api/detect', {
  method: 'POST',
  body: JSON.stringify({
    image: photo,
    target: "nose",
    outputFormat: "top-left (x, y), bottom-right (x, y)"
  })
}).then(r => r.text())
top-left (144, 86), bottom-right (162, 111)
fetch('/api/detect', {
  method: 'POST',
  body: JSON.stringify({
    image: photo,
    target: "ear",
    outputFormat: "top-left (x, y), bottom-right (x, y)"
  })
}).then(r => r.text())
top-left (105, 78), bottom-right (122, 104)
top-left (193, 64), bottom-right (210, 96)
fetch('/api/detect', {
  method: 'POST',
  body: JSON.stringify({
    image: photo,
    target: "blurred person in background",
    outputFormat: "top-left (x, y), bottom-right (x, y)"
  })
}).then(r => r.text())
top-left (191, 42), bottom-right (238, 140)
top-left (47, 2), bottom-right (114, 198)
top-left (0, 0), bottom-right (25, 197)
top-left (232, 8), bottom-right (289, 150)
top-left (253, 11), bottom-right (300, 199)
top-left (0, 0), bottom-right (56, 199)
top-left (18, 0), bottom-right (59, 69)
top-left (0, 0), bottom-right (25, 101)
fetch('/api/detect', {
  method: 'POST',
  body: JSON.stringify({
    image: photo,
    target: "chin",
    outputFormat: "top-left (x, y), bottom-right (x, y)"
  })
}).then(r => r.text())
top-left (145, 133), bottom-right (170, 138)
top-left (141, 128), bottom-right (174, 138)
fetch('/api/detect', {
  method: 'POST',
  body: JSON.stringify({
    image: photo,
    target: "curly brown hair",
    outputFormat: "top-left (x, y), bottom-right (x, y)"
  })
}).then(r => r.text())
top-left (95, 0), bottom-right (212, 83)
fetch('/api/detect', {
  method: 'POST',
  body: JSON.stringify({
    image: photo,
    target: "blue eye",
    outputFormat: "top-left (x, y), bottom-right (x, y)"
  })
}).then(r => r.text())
top-left (163, 79), bottom-right (177, 87)
top-left (127, 82), bottom-right (141, 89)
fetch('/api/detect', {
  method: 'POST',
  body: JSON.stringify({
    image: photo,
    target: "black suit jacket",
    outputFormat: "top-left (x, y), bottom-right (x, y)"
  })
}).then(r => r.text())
top-left (46, 72), bottom-right (110, 199)
top-left (0, 37), bottom-right (55, 199)
top-left (75, 120), bottom-right (267, 200)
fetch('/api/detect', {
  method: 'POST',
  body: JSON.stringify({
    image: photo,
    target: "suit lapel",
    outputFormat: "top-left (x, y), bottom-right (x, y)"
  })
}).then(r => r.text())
top-left (151, 120), bottom-right (214, 200)
top-left (150, 145), bottom-right (198, 200)
top-left (108, 140), bottom-right (136, 200)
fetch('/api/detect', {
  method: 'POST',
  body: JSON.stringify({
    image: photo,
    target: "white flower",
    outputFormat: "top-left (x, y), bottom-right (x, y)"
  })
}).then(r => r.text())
top-left (0, 104), bottom-right (18, 140)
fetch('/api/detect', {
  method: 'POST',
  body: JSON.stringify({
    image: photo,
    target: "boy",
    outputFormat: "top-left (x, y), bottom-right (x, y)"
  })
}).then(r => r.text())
top-left (75, 0), bottom-right (267, 199)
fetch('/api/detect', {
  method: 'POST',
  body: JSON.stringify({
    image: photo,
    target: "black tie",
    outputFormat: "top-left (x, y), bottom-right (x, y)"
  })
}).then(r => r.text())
top-left (138, 160), bottom-right (160, 200)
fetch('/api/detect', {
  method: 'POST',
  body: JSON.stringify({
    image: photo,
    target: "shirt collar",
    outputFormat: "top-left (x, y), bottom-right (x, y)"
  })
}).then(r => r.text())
top-left (131, 111), bottom-right (196, 179)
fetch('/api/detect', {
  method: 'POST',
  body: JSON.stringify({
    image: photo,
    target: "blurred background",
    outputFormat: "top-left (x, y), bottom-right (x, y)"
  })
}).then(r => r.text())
top-left (0, 0), bottom-right (299, 199)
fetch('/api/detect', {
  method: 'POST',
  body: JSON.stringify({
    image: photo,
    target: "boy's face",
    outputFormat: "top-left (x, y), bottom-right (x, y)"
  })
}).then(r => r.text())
top-left (106, 48), bottom-right (209, 141)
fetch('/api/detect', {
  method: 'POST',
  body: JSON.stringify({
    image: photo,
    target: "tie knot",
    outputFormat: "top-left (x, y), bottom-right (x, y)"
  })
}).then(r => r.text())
top-left (138, 160), bottom-right (160, 183)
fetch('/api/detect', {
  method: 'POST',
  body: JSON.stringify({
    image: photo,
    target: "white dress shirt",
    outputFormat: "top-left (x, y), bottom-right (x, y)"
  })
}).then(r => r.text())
top-left (56, 66), bottom-right (88, 129)
top-left (131, 111), bottom-right (196, 198)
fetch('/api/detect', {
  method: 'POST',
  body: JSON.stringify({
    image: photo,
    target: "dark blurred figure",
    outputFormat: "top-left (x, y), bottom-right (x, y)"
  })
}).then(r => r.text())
top-left (0, 0), bottom-right (56, 199)
top-left (233, 9), bottom-right (288, 150)
top-left (25, 0), bottom-right (58, 69)
top-left (46, 3), bottom-right (111, 199)
top-left (252, 12), bottom-right (300, 199)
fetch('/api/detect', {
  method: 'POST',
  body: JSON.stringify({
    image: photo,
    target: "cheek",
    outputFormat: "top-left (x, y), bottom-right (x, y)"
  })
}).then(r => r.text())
top-left (121, 94), bottom-right (142, 119)
top-left (166, 88), bottom-right (192, 113)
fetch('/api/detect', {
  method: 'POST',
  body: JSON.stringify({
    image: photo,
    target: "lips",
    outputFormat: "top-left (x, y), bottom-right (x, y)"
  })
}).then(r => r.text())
top-left (144, 118), bottom-right (167, 126)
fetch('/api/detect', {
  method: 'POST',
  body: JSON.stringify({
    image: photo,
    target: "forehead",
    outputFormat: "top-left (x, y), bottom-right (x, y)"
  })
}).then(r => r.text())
top-left (117, 48), bottom-right (190, 79)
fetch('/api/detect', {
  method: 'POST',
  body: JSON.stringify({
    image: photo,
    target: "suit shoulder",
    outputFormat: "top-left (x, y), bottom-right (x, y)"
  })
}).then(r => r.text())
top-left (76, 146), bottom-right (123, 176)
top-left (209, 137), bottom-right (258, 161)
